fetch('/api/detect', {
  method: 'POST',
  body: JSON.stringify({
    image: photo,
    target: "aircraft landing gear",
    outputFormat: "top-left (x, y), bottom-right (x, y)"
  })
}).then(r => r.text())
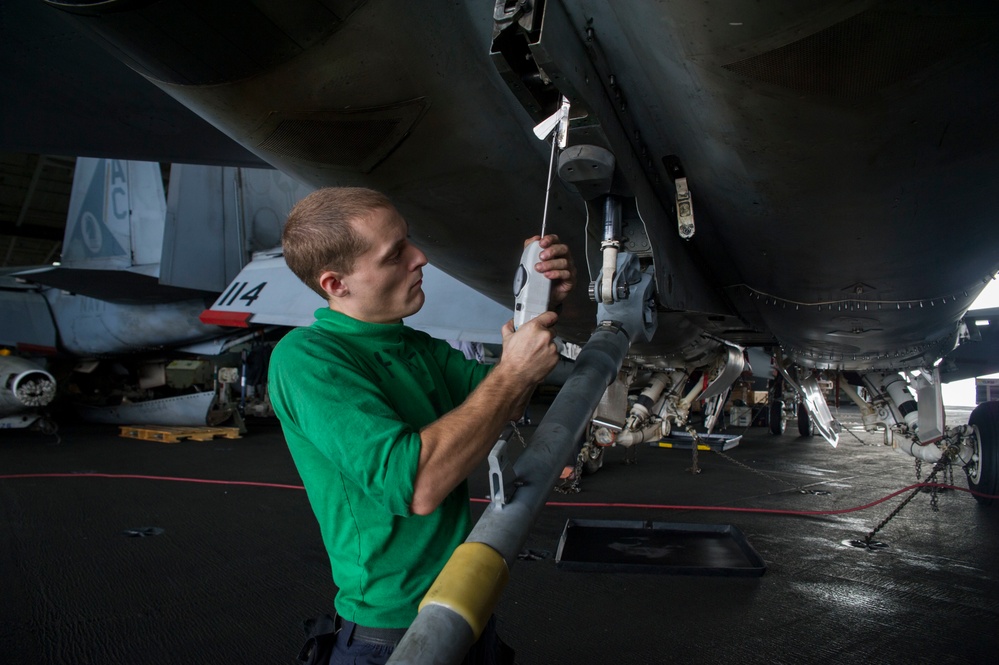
top-left (966, 401), bottom-right (999, 506)
top-left (797, 402), bottom-right (815, 437)
top-left (769, 399), bottom-right (786, 435)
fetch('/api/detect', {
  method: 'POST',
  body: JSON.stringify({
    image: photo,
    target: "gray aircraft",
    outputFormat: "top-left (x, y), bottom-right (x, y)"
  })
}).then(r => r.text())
top-left (0, 157), bottom-right (301, 427)
top-left (2, 155), bottom-right (509, 427)
top-left (4, 0), bottom-right (999, 491)
top-left (4, 2), bottom-right (999, 660)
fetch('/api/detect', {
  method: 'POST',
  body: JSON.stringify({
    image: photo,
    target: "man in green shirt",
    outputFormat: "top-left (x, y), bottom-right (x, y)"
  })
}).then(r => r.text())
top-left (269, 187), bottom-right (576, 664)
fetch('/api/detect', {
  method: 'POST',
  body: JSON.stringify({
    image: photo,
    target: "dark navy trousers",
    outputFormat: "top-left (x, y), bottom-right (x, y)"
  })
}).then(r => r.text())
top-left (328, 616), bottom-right (513, 665)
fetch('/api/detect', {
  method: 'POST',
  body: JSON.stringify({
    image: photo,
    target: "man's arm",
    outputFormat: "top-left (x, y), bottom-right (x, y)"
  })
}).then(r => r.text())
top-left (411, 311), bottom-right (559, 515)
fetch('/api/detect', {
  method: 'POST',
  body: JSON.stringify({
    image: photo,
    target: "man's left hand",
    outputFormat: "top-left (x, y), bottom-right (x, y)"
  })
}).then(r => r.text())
top-left (525, 234), bottom-right (576, 306)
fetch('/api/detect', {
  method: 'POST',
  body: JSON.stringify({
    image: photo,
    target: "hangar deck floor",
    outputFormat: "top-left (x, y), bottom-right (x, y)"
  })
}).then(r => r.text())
top-left (2, 403), bottom-right (998, 664)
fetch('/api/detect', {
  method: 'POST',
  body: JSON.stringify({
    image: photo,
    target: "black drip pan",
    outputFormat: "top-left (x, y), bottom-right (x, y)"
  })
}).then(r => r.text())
top-left (555, 519), bottom-right (766, 577)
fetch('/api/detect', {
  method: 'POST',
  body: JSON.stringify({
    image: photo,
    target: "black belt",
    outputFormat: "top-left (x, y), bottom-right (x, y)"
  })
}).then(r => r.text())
top-left (348, 621), bottom-right (408, 646)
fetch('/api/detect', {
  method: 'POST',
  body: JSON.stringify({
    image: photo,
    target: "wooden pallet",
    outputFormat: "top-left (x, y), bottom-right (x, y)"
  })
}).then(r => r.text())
top-left (118, 425), bottom-right (242, 443)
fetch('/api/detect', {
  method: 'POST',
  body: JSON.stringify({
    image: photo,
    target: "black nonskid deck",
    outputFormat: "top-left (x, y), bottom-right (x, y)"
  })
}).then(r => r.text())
top-left (2, 405), bottom-right (998, 664)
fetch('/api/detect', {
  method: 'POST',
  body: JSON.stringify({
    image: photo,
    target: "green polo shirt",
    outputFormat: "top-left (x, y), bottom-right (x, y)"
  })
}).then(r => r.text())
top-left (269, 308), bottom-right (491, 628)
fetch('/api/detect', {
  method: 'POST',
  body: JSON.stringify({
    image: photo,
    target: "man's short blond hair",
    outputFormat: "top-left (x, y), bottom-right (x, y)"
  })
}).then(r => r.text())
top-left (282, 187), bottom-right (395, 297)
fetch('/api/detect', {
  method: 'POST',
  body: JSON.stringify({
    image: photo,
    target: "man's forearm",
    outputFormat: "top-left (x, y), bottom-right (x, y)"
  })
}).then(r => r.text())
top-left (411, 366), bottom-right (534, 515)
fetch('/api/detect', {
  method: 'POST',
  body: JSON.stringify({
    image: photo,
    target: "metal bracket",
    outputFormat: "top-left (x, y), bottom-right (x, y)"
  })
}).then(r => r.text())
top-left (800, 374), bottom-right (840, 447)
top-left (488, 429), bottom-right (518, 507)
top-left (594, 251), bottom-right (657, 343)
top-left (675, 176), bottom-right (695, 239)
top-left (910, 367), bottom-right (945, 445)
top-left (664, 155), bottom-right (694, 239)
top-left (697, 344), bottom-right (745, 405)
top-left (492, 0), bottom-right (537, 35)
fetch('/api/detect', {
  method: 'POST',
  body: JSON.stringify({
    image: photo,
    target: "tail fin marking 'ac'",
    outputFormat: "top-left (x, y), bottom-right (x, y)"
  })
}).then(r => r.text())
top-left (61, 158), bottom-right (165, 270)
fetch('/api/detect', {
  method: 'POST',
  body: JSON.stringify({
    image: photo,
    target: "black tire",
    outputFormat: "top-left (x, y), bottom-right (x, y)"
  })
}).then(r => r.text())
top-left (797, 402), bottom-right (815, 437)
top-left (967, 401), bottom-right (999, 506)
top-left (769, 400), bottom-right (786, 435)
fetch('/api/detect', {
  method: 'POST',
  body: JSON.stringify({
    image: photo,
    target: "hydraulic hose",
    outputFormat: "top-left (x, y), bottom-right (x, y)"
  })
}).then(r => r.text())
top-left (387, 322), bottom-right (631, 664)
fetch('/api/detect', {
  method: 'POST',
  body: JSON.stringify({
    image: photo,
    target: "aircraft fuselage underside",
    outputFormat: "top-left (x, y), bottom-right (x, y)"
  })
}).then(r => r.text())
top-left (36, 0), bottom-right (998, 486)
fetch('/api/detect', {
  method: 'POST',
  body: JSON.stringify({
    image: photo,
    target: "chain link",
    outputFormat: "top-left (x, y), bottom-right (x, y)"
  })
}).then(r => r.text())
top-left (862, 446), bottom-right (957, 545)
top-left (711, 446), bottom-right (820, 493)
top-left (511, 419), bottom-right (587, 494)
top-left (509, 422), bottom-right (527, 449)
top-left (685, 425), bottom-right (828, 494)
top-left (685, 425), bottom-right (702, 474)
top-left (555, 442), bottom-right (587, 494)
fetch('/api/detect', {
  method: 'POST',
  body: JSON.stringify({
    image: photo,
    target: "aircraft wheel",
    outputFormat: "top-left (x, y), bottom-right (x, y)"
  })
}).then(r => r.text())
top-left (966, 401), bottom-right (999, 506)
top-left (769, 400), bottom-right (786, 435)
top-left (797, 402), bottom-right (815, 437)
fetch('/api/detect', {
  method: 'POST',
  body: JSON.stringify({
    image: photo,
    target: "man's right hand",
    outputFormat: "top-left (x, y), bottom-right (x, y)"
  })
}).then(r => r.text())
top-left (498, 310), bottom-right (560, 385)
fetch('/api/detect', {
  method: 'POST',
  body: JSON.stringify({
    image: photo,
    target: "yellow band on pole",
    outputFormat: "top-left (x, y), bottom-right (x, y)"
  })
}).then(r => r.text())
top-left (418, 542), bottom-right (509, 638)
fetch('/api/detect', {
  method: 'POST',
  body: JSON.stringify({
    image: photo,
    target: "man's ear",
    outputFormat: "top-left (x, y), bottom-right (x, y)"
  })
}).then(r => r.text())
top-left (318, 270), bottom-right (349, 299)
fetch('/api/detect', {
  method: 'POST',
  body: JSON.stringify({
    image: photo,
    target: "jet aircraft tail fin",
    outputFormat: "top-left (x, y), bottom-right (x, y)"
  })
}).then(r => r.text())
top-left (61, 157), bottom-right (165, 272)
top-left (160, 164), bottom-right (312, 293)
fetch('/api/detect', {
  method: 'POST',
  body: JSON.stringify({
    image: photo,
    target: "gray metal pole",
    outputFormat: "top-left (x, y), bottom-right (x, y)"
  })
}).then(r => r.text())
top-left (387, 322), bottom-right (631, 664)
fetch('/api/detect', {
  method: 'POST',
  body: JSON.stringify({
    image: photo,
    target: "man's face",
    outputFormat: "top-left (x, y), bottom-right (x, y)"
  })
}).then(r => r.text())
top-left (334, 205), bottom-right (428, 323)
